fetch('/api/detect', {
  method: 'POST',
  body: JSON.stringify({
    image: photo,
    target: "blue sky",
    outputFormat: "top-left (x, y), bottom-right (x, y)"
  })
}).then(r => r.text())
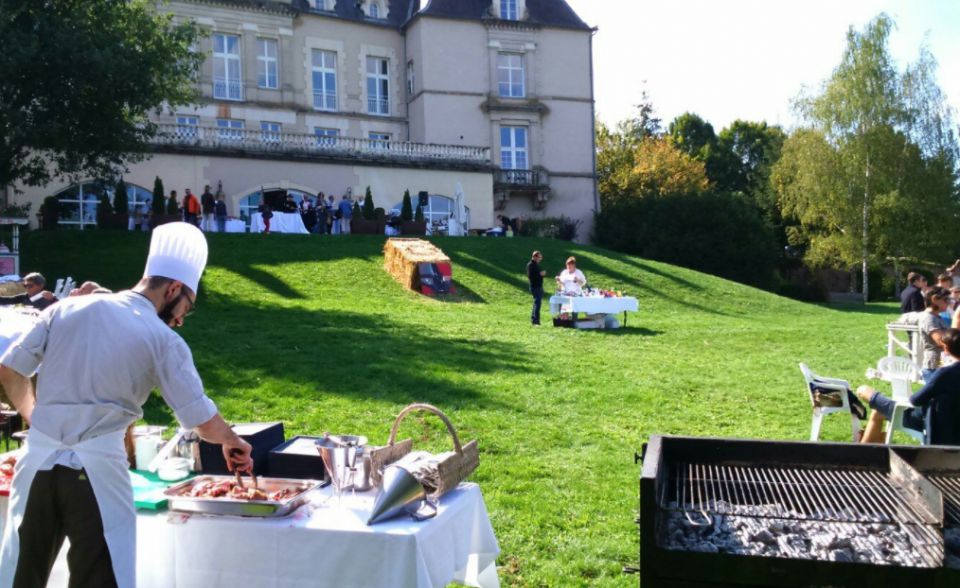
top-left (565, 0), bottom-right (960, 132)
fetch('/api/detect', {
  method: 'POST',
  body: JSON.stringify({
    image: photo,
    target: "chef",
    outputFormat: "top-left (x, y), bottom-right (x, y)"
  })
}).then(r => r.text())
top-left (0, 222), bottom-right (254, 588)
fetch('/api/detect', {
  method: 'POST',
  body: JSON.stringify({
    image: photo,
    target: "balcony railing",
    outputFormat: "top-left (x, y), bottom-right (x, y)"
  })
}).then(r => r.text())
top-left (367, 98), bottom-right (390, 115)
top-left (213, 78), bottom-right (244, 101)
top-left (152, 124), bottom-right (491, 165)
top-left (312, 91), bottom-right (337, 111)
top-left (496, 167), bottom-right (549, 187)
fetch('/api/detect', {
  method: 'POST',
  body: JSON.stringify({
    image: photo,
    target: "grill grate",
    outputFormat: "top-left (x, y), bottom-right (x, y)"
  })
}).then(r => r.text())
top-left (927, 473), bottom-right (960, 526)
top-left (664, 462), bottom-right (936, 526)
top-left (660, 462), bottom-right (944, 568)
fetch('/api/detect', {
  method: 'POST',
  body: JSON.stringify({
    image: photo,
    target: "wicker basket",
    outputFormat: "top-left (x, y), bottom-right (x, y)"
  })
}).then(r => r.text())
top-left (369, 403), bottom-right (479, 497)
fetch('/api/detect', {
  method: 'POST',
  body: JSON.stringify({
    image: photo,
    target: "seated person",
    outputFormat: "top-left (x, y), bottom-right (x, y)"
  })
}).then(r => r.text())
top-left (0, 272), bottom-right (56, 310)
top-left (556, 256), bottom-right (587, 295)
top-left (856, 328), bottom-right (960, 445)
top-left (892, 286), bottom-right (950, 382)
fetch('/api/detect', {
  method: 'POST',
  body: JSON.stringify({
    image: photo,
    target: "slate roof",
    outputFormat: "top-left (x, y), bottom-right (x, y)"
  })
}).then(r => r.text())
top-left (293, 0), bottom-right (591, 31)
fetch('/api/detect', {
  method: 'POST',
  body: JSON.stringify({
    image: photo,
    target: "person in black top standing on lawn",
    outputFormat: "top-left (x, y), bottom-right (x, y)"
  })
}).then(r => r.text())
top-left (900, 271), bottom-right (927, 313)
top-left (527, 251), bottom-right (546, 325)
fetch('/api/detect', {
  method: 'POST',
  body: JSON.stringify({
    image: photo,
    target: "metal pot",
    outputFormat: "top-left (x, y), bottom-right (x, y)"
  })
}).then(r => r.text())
top-left (315, 434), bottom-right (371, 491)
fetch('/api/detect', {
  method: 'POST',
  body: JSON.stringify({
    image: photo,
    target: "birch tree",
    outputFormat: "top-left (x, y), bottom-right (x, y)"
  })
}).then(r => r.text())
top-left (775, 14), bottom-right (959, 301)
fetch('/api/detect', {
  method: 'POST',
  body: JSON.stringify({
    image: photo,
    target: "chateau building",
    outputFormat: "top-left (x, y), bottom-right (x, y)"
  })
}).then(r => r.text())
top-left (13, 0), bottom-right (597, 236)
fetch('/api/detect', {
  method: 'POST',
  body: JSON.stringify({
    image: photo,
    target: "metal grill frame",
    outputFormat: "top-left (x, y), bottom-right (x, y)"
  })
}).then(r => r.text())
top-left (639, 436), bottom-right (959, 587)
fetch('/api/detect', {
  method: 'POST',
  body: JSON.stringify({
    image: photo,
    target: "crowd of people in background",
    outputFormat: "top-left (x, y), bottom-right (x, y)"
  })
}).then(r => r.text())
top-left (852, 260), bottom-right (960, 446)
top-left (256, 192), bottom-right (356, 235)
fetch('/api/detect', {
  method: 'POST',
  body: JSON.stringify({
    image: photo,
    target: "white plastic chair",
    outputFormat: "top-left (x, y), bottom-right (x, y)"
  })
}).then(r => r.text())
top-left (799, 363), bottom-right (861, 442)
top-left (51, 277), bottom-right (75, 300)
top-left (869, 356), bottom-right (925, 444)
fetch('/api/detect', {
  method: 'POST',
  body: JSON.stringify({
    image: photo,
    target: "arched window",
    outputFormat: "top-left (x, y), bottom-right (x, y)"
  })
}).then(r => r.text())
top-left (239, 187), bottom-right (316, 230)
top-left (391, 194), bottom-right (470, 235)
top-left (54, 180), bottom-right (153, 229)
top-left (369, 3), bottom-right (379, 18)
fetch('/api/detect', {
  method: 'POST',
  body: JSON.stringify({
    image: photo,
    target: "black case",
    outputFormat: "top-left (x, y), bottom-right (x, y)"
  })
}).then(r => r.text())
top-left (268, 436), bottom-right (326, 481)
top-left (198, 422), bottom-right (285, 476)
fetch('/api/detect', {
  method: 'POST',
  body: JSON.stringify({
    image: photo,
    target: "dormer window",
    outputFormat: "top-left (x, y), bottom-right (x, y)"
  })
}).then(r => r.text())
top-left (314, 0), bottom-right (333, 10)
top-left (500, 0), bottom-right (518, 20)
top-left (365, 0), bottom-right (385, 19)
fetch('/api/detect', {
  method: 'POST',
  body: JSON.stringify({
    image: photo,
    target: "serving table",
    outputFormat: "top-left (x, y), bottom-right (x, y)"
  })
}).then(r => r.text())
top-left (250, 212), bottom-right (309, 235)
top-left (549, 295), bottom-right (639, 328)
top-left (2, 482), bottom-right (499, 588)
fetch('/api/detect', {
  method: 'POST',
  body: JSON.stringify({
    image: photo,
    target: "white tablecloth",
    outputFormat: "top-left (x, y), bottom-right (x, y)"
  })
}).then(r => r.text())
top-left (4, 483), bottom-right (499, 588)
top-left (250, 212), bottom-right (309, 234)
top-left (223, 219), bottom-right (246, 233)
top-left (549, 295), bottom-right (639, 316)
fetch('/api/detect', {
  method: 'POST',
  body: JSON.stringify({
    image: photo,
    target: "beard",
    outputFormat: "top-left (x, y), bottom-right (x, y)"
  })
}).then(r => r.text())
top-left (157, 297), bottom-right (181, 326)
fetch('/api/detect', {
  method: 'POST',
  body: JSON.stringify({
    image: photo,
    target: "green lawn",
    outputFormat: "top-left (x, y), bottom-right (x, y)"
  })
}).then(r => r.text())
top-left (24, 231), bottom-right (904, 587)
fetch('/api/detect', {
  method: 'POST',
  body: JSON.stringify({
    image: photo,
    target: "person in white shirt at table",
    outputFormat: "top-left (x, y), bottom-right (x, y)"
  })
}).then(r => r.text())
top-left (0, 222), bottom-right (253, 588)
top-left (556, 256), bottom-right (587, 296)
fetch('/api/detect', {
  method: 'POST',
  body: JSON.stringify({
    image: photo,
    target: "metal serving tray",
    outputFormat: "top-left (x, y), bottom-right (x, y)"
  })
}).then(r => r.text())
top-left (163, 475), bottom-right (324, 518)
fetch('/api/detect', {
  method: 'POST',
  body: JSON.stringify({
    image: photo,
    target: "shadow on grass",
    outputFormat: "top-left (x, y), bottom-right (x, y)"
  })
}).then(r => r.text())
top-left (143, 301), bottom-right (526, 423)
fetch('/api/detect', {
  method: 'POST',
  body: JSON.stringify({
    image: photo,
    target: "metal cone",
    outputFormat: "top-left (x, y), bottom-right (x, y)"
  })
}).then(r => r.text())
top-left (367, 465), bottom-right (426, 525)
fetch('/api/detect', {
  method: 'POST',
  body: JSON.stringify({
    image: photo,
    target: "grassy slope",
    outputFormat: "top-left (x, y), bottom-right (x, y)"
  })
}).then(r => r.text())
top-left (24, 231), bottom-right (900, 587)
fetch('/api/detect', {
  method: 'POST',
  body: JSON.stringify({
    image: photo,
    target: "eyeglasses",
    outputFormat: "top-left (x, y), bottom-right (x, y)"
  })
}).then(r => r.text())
top-left (180, 292), bottom-right (196, 317)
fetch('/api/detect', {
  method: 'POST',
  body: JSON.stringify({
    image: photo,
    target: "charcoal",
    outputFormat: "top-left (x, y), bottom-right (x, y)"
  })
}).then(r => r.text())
top-left (660, 505), bottom-right (939, 568)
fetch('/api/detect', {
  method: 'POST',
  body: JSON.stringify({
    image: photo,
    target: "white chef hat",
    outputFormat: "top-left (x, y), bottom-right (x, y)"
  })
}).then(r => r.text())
top-left (143, 222), bottom-right (208, 293)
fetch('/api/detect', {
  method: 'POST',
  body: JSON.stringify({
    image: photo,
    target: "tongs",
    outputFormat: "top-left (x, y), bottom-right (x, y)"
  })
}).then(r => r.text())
top-left (229, 449), bottom-right (258, 489)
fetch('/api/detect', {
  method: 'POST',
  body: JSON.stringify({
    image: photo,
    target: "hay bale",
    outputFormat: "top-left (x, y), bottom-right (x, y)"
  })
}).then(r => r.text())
top-left (383, 238), bottom-right (450, 291)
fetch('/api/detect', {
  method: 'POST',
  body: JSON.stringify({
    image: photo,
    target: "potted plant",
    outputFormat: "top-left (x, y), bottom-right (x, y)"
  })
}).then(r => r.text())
top-left (402, 203), bottom-right (427, 235)
top-left (40, 197), bottom-right (59, 230)
top-left (150, 176), bottom-right (178, 228)
top-left (352, 186), bottom-right (380, 234)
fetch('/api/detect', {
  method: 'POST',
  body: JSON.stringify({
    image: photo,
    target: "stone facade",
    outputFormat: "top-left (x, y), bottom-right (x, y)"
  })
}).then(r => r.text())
top-left (11, 0), bottom-right (596, 237)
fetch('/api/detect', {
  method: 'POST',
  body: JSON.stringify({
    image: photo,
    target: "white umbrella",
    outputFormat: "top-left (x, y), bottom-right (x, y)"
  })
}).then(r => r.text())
top-left (449, 183), bottom-right (467, 237)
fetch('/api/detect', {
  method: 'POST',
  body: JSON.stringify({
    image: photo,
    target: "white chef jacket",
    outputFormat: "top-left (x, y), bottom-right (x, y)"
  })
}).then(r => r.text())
top-left (0, 290), bottom-right (218, 460)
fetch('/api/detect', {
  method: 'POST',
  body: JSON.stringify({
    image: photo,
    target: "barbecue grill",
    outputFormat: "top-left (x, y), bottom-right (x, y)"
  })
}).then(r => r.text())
top-left (638, 436), bottom-right (960, 587)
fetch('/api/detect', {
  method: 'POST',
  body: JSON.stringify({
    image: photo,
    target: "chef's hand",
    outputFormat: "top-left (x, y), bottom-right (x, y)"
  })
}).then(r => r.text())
top-left (223, 438), bottom-right (253, 473)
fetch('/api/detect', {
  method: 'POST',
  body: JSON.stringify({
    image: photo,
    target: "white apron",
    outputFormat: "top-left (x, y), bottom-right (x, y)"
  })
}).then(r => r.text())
top-left (0, 426), bottom-right (135, 588)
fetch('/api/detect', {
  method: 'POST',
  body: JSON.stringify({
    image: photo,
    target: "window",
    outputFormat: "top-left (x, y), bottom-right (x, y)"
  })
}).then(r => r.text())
top-left (314, 0), bottom-right (333, 9)
top-left (406, 60), bottom-right (415, 96)
top-left (213, 34), bottom-right (243, 101)
top-left (312, 50), bottom-right (337, 111)
top-left (500, 0), bottom-right (518, 20)
top-left (497, 53), bottom-right (524, 98)
top-left (366, 57), bottom-right (389, 115)
top-left (257, 38), bottom-right (279, 89)
top-left (217, 118), bottom-right (245, 141)
top-left (315, 127), bottom-right (339, 147)
top-left (369, 3), bottom-right (379, 18)
top-left (54, 181), bottom-right (153, 229)
top-left (260, 122), bottom-right (281, 143)
top-left (176, 115), bottom-right (199, 139)
top-left (391, 194), bottom-right (470, 234)
top-left (368, 132), bottom-right (390, 149)
top-left (500, 126), bottom-right (528, 170)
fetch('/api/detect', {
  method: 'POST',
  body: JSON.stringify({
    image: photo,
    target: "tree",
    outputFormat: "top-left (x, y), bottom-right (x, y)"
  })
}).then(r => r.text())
top-left (0, 1), bottom-right (203, 194)
top-left (600, 137), bottom-right (710, 205)
top-left (113, 179), bottom-right (128, 215)
top-left (774, 13), bottom-right (959, 301)
top-left (400, 189), bottom-right (413, 221)
top-left (151, 177), bottom-right (165, 215)
top-left (362, 186), bottom-right (375, 220)
top-left (415, 204), bottom-right (425, 223)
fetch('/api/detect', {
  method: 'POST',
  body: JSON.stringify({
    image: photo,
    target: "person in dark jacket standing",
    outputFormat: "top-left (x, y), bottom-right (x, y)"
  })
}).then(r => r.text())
top-left (901, 272), bottom-right (927, 313)
top-left (200, 185), bottom-right (216, 232)
top-left (527, 251), bottom-right (545, 325)
top-left (214, 194), bottom-right (228, 233)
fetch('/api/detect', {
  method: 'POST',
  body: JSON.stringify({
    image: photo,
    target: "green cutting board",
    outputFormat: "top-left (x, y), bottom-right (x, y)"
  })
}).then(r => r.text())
top-left (130, 469), bottom-right (193, 511)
